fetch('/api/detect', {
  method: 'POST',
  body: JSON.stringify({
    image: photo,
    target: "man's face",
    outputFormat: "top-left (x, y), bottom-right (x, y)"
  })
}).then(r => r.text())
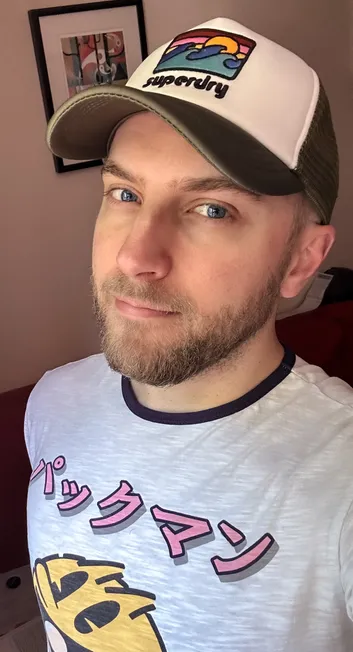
top-left (92, 112), bottom-right (299, 387)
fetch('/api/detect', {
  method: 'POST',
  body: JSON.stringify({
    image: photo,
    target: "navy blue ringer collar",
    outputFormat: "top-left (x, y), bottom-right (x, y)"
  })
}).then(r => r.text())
top-left (121, 347), bottom-right (296, 426)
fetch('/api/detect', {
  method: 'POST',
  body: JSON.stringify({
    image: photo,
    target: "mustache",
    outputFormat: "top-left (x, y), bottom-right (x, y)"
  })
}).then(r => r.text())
top-left (91, 273), bottom-right (195, 314)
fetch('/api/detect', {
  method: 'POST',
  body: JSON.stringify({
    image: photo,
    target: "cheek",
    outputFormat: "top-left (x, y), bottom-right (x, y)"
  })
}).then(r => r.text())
top-left (183, 253), bottom-right (254, 310)
top-left (92, 223), bottom-right (117, 280)
top-left (187, 245), bottom-right (275, 311)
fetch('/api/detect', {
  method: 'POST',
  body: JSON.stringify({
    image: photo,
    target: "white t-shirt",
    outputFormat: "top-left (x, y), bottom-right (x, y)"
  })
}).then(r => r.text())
top-left (25, 348), bottom-right (353, 652)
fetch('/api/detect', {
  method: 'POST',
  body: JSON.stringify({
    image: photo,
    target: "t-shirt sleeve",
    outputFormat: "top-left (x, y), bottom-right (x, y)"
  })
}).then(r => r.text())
top-left (24, 372), bottom-right (51, 470)
top-left (339, 500), bottom-right (353, 621)
top-left (24, 388), bottom-right (37, 470)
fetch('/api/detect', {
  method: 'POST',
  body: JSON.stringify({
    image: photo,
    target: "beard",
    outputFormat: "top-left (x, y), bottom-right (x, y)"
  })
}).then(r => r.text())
top-left (91, 255), bottom-right (289, 388)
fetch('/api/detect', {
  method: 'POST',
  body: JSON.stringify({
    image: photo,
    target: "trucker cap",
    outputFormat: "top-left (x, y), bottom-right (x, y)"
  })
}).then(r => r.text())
top-left (46, 17), bottom-right (339, 224)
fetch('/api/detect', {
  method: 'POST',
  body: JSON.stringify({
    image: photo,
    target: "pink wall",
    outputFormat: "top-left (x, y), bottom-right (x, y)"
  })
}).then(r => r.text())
top-left (0, 0), bottom-right (352, 392)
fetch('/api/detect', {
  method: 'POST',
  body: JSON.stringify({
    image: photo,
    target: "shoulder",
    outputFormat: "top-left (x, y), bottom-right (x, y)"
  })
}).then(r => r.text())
top-left (290, 355), bottom-right (353, 411)
top-left (24, 354), bottom-right (117, 464)
top-left (26, 353), bottom-right (112, 412)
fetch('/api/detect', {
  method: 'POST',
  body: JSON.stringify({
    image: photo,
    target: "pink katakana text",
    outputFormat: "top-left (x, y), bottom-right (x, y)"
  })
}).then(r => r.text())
top-left (151, 504), bottom-right (213, 559)
top-left (90, 480), bottom-right (144, 530)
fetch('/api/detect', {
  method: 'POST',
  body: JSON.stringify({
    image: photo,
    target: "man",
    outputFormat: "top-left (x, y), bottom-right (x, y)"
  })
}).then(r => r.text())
top-left (25, 16), bottom-right (353, 652)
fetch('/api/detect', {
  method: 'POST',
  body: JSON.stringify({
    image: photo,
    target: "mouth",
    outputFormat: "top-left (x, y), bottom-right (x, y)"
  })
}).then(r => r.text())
top-left (114, 297), bottom-right (178, 319)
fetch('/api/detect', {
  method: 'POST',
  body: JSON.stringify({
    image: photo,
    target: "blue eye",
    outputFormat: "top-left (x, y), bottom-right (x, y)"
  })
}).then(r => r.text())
top-left (194, 203), bottom-right (229, 220)
top-left (110, 188), bottom-right (138, 202)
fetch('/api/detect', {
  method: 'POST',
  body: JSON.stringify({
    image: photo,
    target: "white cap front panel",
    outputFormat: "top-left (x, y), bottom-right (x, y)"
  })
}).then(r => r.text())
top-left (127, 17), bottom-right (320, 169)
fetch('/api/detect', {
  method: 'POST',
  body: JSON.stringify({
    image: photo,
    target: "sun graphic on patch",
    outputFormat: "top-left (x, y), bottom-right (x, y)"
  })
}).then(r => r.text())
top-left (154, 28), bottom-right (257, 81)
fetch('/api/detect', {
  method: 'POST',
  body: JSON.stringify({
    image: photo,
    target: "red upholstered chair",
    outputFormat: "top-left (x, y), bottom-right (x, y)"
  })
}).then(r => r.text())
top-left (0, 385), bottom-right (33, 572)
top-left (276, 301), bottom-right (353, 387)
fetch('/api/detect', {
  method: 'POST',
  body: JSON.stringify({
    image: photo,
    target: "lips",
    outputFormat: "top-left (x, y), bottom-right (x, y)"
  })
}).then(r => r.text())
top-left (115, 297), bottom-right (176, 319)
top-left (117, 297), bottom-right (171, 312)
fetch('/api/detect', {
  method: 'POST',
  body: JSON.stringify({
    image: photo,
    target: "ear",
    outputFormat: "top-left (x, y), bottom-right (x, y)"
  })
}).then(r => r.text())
top-left (280, 224), bottom-right (336, 299)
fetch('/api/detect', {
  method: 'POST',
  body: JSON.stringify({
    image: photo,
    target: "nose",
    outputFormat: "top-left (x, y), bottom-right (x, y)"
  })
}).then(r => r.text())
top-left (116, 209), bottom-right (173, 281)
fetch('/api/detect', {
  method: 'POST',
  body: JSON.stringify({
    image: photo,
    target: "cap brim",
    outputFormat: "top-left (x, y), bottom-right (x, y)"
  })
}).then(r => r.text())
top-left (47, 84), bottom-right (303, 196)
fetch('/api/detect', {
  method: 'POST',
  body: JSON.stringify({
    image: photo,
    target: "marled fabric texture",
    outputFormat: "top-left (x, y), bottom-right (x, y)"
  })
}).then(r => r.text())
top-left (25, 353), bottom-right (353, 651)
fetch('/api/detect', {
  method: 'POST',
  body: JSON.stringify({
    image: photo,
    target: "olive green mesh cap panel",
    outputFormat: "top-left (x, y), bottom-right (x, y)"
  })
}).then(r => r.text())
top-left (296, 82), bottom-right (339, 224)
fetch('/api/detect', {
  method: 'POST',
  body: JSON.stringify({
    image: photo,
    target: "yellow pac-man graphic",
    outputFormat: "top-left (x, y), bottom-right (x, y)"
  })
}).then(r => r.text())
top-left (33, 554), bottom-right (167, 651)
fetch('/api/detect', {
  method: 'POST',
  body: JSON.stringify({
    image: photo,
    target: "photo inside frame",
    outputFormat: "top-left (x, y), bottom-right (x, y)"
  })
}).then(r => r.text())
top-left (29, 2), bottom-right (146, 170)
top-left (61, 30), bottom-right (128, 98)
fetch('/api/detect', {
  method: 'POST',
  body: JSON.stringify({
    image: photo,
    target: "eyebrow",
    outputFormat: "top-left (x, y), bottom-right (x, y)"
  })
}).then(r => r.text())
top-left (101, 159), bottom-right (142, 185)
top-left (101, 158), bottom-right (261, 200)
top-left (177, 176), bottom-right (260, 199)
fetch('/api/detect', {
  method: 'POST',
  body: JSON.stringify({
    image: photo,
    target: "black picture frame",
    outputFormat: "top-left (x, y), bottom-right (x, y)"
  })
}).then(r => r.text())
top-left (28, 0), bottom-right (148, 173)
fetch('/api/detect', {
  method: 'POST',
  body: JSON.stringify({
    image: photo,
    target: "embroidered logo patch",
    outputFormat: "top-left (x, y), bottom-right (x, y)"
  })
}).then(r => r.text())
top-left (153, 28), bottom-right (257, 81)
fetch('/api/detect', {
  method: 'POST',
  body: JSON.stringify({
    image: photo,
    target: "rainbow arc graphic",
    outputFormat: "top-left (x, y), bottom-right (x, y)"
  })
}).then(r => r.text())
top-left (154, 29), bottom-right (257, 80)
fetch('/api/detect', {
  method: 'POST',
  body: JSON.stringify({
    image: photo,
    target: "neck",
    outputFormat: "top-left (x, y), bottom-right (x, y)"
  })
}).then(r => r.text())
top-left (130, 325), bottom-right (285, 414)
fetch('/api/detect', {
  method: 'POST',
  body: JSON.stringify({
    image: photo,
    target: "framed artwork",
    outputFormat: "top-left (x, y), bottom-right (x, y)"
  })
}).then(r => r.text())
top-left (28, 0), bottom-right (148, 173)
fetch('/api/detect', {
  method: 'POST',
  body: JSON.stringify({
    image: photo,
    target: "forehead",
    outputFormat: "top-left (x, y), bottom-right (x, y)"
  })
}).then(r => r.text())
top-left (107, 112), bottom-right (260, 201)
top-left (109, 112), bottom-right (226, 176)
